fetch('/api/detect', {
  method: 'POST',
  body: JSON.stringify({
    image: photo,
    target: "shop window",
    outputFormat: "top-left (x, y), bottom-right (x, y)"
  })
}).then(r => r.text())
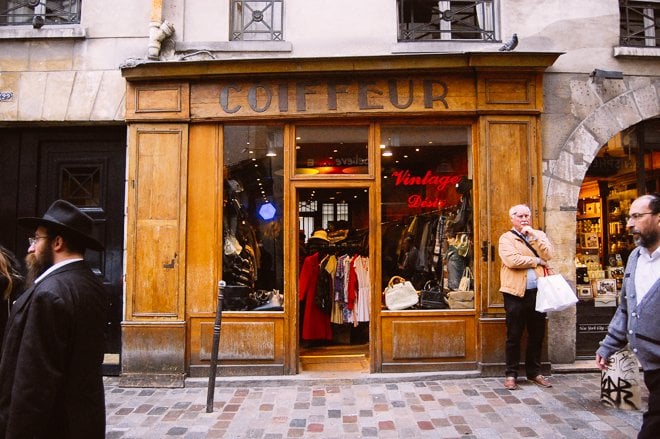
top-left (397, 0), bottom-right (496, 41)
top-left (0, 0), bottom-right (80, 27)
top-left (294, 125), bottom-right (369, 176)
top-left (230, 0), bottom-right (283, 41)
top-left (620, 0), bottom-right (660, 47)
top-left (380, 125), bottom-right (473, 310)
top-left (223, 125), bottom-right (285, 311)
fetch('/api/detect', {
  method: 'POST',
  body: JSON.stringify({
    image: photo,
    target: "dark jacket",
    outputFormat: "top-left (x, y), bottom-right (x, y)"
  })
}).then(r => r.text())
top-left (597, 247), bottom-right (660, 371)
top-left (0, 261), bottom-right (108, 439)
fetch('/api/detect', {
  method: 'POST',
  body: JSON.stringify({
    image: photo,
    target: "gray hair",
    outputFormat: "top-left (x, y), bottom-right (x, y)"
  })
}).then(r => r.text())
top-left (509, 204), bottom-right (530, 217)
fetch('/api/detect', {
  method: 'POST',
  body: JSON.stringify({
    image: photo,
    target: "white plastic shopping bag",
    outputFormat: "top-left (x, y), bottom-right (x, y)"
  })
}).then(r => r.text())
top-left (535, 268), bottom-right (578, 312)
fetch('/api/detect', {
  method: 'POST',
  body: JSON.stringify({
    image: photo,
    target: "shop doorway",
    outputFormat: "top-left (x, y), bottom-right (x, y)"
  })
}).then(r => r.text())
top-left (575, 121), bottom-right (659, 358)
top-left (297, 187), bottom-right (371, 372)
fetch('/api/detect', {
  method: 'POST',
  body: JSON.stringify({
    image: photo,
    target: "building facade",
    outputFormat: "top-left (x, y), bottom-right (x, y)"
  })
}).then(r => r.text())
top-left (0, 0), bottom-right (657, 385)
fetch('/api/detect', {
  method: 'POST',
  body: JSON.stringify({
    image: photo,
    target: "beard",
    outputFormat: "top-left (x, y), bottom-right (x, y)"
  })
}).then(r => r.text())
top-left (24, 250), bottom-right (54, 287)
top-left (633, 228), bottom-right (659, 250)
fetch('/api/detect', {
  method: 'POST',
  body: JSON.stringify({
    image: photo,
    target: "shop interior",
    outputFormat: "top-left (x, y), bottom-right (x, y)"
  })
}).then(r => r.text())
top-left (575, 119), bottom-right (659, 358)
top-left (297, 188), bottom-right (371, 370)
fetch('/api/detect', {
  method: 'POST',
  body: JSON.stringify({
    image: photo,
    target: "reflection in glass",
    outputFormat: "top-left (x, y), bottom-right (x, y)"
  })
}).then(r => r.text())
top-left (380, 125), bottom-right (474, 310)
top-left (295, 126), bottom-right (369, 175)
top-left (223, 125), bottom-right (284, 311)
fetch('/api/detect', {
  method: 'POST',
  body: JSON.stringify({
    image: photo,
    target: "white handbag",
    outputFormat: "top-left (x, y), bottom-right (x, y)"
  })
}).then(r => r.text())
top-left (384, 276), bottom-right (419, 310)
top-left (535, 268), bottom-right (578, 312)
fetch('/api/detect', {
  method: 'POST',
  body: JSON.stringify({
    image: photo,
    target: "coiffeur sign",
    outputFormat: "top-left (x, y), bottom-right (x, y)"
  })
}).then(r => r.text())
top-left (190, 75), bottom-right (477, 118)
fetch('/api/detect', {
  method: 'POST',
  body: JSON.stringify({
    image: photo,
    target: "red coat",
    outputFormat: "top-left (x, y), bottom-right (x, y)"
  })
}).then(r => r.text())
top-left (298, 253), bottom-right (332, 340)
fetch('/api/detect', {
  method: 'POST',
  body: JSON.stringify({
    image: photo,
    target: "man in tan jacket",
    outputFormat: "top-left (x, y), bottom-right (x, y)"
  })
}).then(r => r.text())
top-left (499, 204), bottom-right (554, 390)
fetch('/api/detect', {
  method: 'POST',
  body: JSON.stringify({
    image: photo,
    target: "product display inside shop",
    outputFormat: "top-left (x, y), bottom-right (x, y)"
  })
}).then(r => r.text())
top-left (380, 124), bottom-right (474, 310)
top-left (222, 125), bottom-right (285, 311)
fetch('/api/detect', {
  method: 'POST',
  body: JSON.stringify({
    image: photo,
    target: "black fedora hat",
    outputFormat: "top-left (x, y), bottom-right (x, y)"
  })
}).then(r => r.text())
top-left (18, 199), bottom-right (104, 251)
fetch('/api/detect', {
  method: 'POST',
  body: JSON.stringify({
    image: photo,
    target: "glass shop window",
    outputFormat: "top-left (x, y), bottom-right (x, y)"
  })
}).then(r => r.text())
top-left (294, 125), bottom-right (369, 176)
top-left (380, 125), bottom-right (474, 310)
top-left (222, 125), bottom-right (285, 311)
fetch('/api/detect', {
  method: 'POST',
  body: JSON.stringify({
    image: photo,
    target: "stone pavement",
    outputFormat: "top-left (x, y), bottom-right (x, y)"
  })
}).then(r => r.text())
top-left (105, 369), bottom-right (646, 438)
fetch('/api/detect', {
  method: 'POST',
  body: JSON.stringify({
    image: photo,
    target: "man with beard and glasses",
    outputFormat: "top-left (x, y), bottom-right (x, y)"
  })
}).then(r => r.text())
top-left (0, 200), bottom-right (108, 439)
top-left (596, 193), bottom-right (660, 439)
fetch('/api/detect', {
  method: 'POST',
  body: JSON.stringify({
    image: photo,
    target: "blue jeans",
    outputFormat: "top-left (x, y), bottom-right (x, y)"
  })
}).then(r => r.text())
top-left (504, 289), bottom-right (546, 378)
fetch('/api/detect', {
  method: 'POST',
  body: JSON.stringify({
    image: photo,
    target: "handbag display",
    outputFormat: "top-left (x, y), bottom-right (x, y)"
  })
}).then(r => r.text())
top-left (535, 268), bottom-right (578, 312)
top-left (222, 285), bottom-right (252, 311)
top-left (458, 266), bottom-right (473, 291)
top-left (447, 266), bottom-right (474, 309)
top-left (419, 280), bottom-right (449, 309)
top-left (384, 275), bottom-right (419, 310)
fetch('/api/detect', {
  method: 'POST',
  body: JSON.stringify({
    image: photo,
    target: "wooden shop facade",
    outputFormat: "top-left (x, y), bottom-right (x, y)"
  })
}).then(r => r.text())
top-left (119, 52), bottom-right (559, 386)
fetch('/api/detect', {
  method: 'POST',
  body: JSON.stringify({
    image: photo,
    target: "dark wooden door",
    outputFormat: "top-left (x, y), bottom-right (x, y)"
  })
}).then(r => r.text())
top-left (7, 127), bottom-right (126, 375)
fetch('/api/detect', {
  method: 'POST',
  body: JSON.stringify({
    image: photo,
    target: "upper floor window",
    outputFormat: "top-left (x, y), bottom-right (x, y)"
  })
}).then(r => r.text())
top-left (231, 0), bottom-right (283, 41)
top-left (620, 0), bottom-right (660, 47)
top-left (0, 0), bottom-right (80, 28)
top-left (397, 0), bottom-right (496, 41)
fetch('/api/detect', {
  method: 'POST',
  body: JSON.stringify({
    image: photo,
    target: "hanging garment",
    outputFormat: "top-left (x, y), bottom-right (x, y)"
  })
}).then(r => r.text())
top-left (298, 252), bottom-right (332, 341)
top-left (354, 255), bottom-right (371, 322)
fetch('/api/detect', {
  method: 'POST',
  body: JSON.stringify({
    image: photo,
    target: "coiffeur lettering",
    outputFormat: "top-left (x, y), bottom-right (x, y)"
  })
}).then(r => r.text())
top-left (219, 78), bottom-right (449, 114)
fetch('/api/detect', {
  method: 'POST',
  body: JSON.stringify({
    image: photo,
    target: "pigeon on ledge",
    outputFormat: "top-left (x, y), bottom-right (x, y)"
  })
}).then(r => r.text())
top-left (499, 33), bottom-right (518, 52)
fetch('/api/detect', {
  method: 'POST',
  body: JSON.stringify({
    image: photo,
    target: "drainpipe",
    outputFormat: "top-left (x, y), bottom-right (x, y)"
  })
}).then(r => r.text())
top-left (148, 0), bottom-right (175, 60)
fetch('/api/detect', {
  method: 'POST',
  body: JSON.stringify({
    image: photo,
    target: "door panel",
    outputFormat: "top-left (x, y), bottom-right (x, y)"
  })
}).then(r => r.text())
top-left (3, 127), bottom-right (127, 375)
top-left (37, 134), bottom-right (127, 356)
top-left (479, 117), bottom-right (539, 312)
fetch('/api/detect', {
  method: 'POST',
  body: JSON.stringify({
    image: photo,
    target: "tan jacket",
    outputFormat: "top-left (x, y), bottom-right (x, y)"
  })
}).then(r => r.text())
top-left (498, 229), bottom-right (554, 297)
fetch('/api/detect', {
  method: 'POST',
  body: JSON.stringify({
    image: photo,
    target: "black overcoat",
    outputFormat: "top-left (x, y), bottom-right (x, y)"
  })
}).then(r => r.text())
top-left (0, 261), bottom-right (108, 439)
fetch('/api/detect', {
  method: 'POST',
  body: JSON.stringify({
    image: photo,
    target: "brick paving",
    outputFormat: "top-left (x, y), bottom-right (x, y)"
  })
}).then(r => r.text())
top-left (105, 372), bottom-right (645, 438)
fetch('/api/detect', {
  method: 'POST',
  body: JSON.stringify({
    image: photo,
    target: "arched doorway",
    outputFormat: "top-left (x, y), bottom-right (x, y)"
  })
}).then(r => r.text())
top-left (574, 120), bottom-right (659, 357)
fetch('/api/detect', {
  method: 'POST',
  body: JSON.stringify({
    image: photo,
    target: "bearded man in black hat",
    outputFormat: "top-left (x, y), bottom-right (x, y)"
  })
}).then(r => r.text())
top-left (0, 200), bottom-right (108, 439)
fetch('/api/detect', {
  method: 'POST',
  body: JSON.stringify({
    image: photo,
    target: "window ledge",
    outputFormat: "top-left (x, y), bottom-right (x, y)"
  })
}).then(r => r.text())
top-left (392, 41), bottom-right (501, 54)
top-left (176, 40), bottom-right (292, 53)
top-left (0, 24), bottom-right (85, 39)
top-left (613, 46), bottom-right (660, 58)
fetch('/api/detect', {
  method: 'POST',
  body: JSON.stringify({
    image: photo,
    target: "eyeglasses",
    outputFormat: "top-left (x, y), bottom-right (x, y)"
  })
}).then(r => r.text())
top-left (28, 235), bottom-right (49, 247)
top-left (626, 212), bottom-right (654, 222)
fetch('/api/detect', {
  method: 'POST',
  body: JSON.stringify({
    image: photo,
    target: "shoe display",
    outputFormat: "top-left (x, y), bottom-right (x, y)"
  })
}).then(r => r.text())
top-left (528, 375), bottom-right (552, 388)
top-left (504, 377), bottom-right (519, 390)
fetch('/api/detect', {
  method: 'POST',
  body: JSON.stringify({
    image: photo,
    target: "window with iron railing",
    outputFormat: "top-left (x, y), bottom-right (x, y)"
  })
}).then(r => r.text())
top-left (620, 0), bottom-right (660, 47)
top-left (0, 0), bottom-right (80, 28)
top-left (397, 0), bottom-right (496, 41)
top-left (230, 0), bottom-right (283, 41)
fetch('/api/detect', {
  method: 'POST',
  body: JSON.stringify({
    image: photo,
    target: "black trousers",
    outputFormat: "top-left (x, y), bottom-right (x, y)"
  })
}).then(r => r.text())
top-left (503, 289), bottom-right (546, 378)
top-left (639, 368), bottom-right (660, 439)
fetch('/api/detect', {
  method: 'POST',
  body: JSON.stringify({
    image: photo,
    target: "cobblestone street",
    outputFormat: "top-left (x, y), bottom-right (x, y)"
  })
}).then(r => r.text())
top-left (105, 372), bottom-right (645, 438)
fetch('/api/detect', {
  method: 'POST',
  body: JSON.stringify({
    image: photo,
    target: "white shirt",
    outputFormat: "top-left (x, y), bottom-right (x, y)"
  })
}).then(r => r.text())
top-left (636, 247), bottom-right (660, 305)
top-left (33, 258), bottom-right (83, 285)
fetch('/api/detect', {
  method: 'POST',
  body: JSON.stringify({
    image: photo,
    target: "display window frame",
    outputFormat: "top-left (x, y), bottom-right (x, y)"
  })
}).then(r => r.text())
top-left (289, 122), bottom-right (377, 181)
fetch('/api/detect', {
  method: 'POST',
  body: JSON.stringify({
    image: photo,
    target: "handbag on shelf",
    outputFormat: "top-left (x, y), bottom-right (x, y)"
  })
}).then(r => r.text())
top-left (222, 285), bottom-right (252, 311)
top-left (447, 267), bottom-right (474, 309)
top-left (419, 280), bottom-right (449, 309)
top-left (384, 276), bottom-right (419, 310)
top-left (458, 266), bottom-right (473, 291)
top-left (535, 267), bottom-right (578, 312)
top-left (253, 290), bottom-right (283, 311)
